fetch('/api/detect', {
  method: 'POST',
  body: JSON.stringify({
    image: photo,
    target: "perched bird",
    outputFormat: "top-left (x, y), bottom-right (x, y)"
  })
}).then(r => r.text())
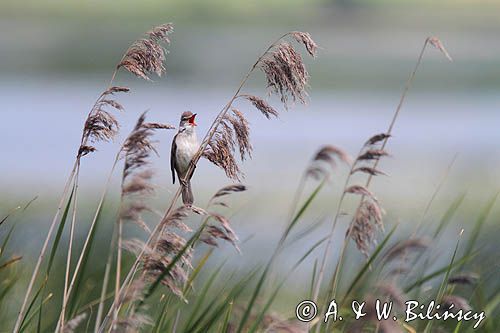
top-left (171, 111), bottom-right (199, 205)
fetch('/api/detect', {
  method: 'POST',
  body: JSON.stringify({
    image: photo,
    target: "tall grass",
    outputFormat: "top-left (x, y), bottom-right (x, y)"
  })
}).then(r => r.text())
top-left (1, 22), bottom-right (499, 333)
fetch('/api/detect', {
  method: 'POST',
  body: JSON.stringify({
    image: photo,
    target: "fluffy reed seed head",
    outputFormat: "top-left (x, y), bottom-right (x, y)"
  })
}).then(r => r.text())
top-left (79, 86), bottom-right (131, 157)
top-left (243, 95), bottom-right (279, 119)
top-left (203, 108), bottom-right (252, 180)
top-left (62, 313), bottom-right (87, 333)
top-left (124, 234), bottom-right (190, 299)
top-left (346, 199), bottom-right (383, 256)
top-left (428, 36), bottom-right (453, 62)
top-left (376, 283), bottom-right (406, 309)
top-left (259, 42), bottom-right (309, 106)
top-left (196, 185), bottom-right (246, 251)
top-left (123, 205), bottom-right (196, 299)
top-left (383, 238), bottom-right (429, 262)
top-left (261, 313), bottom-right (306, 333)
top-left (448, 273), bottom-right (478, 286)
top-left (203, 32), bottom-right (317, 180)
top-left (344, 133), bottom-right (393, 255)
top-left (306, 145), bottom-right (351, 180)
top-left (112, 313), bottom-right (153, 333)
top-left (291, 31), bottom-right (318, 58)
top-left (441, 295), bottom-right (472, 312)
top-left (120, 113), bottom-right (174, 231)
top-left (118, 23), bottom-right (174, 81)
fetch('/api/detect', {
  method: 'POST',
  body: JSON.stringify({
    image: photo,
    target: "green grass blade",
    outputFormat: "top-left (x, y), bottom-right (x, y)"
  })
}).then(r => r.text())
top-left (236, 263), bottom-right (271, 333)
top-left (1, 224), bottom-right (17, 260)
top-left (463, 191), bottom-right (499, 258)
top-left (0, 196), bottom-right (38, 258)
top-left (67, 198), bottom-right (105, 317)
top-left (142, 221), bottom-right (207, 304)
top-left (183, 248), bottom-right (214, 295)
top-left (309, 259), bottom-right (318, 300)
top-left (221, 300), bottom-right (233, 333)
top-left (281, 180), bottom-right (325, 244)
top-left (18, 279), bottom-right (48, 332)
top-left (47, 187), bottom-right (75, 274)
top-left (341, 224), bottom-right (397, 305)
top-left (20, 293), bottom-right (53, 332)
top-left (404, 251), bottom-right (476, 293)
top-left (238, 181), bottom-right (326, 333)
top-left (188, 261), bottom-right (228, 324)
top-left (0, 275), bottom-right (17, 304)
top-left (287, 216), bottom-right (326, 246)
top-left (247, 237), bottom-right (327, 333)
top-left (153, 295), bottom-right (171, 333)
top-left (186, 271), bottom-right (257, 333)
top-left (424, 231), bottom-right (463, 333)
top-left (0, 256), bottom-right (22, 271)
top-left (433, 192), bottom-right (466, 238)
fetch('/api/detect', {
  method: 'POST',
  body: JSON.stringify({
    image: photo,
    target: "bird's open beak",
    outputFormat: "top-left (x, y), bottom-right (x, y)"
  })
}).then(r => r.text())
top-left (189, 113), bottom-right (197, 126)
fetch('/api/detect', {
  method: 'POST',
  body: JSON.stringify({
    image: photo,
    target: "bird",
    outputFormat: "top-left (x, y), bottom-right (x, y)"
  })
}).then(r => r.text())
top-left (171, 111), bottom-right (199, 206)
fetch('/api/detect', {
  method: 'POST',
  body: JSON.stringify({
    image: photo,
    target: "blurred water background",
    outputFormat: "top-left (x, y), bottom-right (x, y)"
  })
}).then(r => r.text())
top-left (1, 0), bottom-right (499, 283)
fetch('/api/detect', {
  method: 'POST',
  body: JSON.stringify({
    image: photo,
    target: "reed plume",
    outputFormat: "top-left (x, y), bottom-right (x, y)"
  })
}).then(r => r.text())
top-left (61, 313), bottom-right (87, 333)
top-left (198, 32), bottom-right (316, 181)
top-left (448, 273), bottom-right (478, 286)
top-left (202, 108), bottom-right (252, 180)
top-left (108, 113), bottom-right (174, 328)
top-left (78, 86), bottom-right (130, 157)
top-left (312, 37), bottom-right (452, 307)
top-left (99, 31), bottom-right (316, 331)
top-left (441, 295), bottom-right (472, 312)
top-left (37, 23), bottom-right (174, 333)
top-left (117, 23), bottom-right (173, 81)
top-left (342, 135), bottom-right (390, 255)
top-left (306, 145), bottom-right (351, 180)
top-left (383, 238), bottom-right (429, 262)
top-left (120, 112), bottom-right (174, 230)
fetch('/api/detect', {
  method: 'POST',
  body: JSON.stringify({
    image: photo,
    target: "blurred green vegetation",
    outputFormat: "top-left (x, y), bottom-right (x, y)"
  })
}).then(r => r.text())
top-left (2, 0), bottom-right (500, 91)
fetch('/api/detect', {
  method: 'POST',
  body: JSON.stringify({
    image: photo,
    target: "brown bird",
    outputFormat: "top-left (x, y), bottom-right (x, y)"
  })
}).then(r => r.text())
top-left (171, 111), bottom-right (199, 205)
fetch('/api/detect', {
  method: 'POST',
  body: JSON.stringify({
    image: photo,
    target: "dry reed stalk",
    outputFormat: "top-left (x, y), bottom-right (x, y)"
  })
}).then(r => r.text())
top-left (286, 145), bottom-right (351, 233)
top-left (60, 163), bottom-right (81, 331)
top-left (98, 31), bottom-right (317, 330)
top-left (109, 186), bottom-right (243, 331)
top-left (13, 162), bottom-right (78, 333)
top-left (94, 223), bottom-right (119, 332)
top-left (60, 87), bottom-right (131, 327)
top-left (311, 37), bottom-right (452, 318)
top-left (380, 154), bottom-right (458, 309)
top-left (40, 23), bottom-right (174, 333)
top-left (19, 66), bottom-right (130, 333)
top-left (112, 113), bottom-right (173, 327)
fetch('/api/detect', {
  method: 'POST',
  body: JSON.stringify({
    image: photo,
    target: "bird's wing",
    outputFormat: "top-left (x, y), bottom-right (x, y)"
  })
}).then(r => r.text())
top-left (170, 134), bottom-right (177, 184)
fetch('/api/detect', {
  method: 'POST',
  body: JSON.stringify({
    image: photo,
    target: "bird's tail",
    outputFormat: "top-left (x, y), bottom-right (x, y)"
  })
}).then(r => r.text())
top-left (181, 180), bottom-right (194, 206)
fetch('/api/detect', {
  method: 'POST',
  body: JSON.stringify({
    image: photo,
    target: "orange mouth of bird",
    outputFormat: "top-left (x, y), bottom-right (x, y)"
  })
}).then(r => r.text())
top-left (189, 114), bottom-right (197, 126)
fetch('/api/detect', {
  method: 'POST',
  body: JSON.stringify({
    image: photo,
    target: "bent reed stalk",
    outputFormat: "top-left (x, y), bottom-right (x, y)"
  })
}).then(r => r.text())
top-left (14, 85), bottom-right (122, 333)
top-left (99, 30), bottom-right (318, 332)
top-left (311, 37), bottom-right (453, 320)
top-left (15, 23), bottom-right (174, 333)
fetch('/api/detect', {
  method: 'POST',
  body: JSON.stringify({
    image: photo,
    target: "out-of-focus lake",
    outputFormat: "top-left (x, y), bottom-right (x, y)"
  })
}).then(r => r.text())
top-left (1, 77), bottom-right (499, 196)
top-left (1, 76), bottom-right (499, 288)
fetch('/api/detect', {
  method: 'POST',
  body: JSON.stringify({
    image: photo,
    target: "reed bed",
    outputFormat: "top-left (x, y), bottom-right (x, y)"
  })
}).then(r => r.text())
top-left (0, 22), bottom-right (498, 333)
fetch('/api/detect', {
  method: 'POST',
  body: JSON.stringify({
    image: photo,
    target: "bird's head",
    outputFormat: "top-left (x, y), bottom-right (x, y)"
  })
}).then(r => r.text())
top-left (179, 111), bottom-right (197, 130)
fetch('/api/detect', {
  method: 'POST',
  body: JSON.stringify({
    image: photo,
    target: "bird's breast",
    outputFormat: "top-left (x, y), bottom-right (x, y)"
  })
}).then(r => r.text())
top-left (175, 133), bottom-right (199, 174)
